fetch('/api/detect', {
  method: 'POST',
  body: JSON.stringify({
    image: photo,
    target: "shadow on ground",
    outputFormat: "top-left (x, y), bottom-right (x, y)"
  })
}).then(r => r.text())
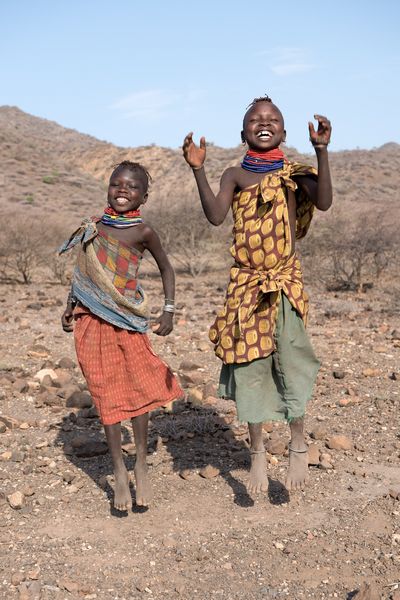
top-left (54, 399), bottom-right (290, 515)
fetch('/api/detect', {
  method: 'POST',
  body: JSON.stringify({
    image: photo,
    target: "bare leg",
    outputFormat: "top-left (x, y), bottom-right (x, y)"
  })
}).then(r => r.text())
top-left (285, 417), bottom-right (308, 491)
top-left (247, 422), bottom-right (268, 494)
top-left (104, 423), bottom-right (131, 511)
top-left (131, 413), bottom-right (151, 506)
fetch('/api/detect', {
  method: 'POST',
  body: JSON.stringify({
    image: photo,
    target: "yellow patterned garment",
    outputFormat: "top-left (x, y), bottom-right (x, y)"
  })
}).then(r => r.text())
top-left (209, 162), bottom-right (317, 364)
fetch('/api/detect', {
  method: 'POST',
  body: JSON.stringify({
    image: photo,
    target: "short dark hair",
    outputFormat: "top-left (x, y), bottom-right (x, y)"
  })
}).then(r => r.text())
top-left (110, 161), bottom-right (152, 192)
top-left (246, 95), bottom-right (273, 110)
top-left (242, 95), bottom-right (284, 129)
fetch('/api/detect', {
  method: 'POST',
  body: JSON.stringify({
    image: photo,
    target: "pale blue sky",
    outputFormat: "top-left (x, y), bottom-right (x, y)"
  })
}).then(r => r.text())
top-left (1, 0), bottom-right (399, 152)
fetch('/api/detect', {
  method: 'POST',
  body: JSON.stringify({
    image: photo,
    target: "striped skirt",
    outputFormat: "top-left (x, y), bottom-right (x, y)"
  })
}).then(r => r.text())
top-left (74, 310), bottom-right (183, 425)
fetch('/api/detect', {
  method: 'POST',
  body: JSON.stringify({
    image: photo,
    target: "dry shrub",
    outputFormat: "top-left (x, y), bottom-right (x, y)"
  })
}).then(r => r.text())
top-left (301, 210), bottom-right (397, 292)
top-left (0, 218), bottom-right (71, 284)
top-left (146, 195), bottom-right (231, 277)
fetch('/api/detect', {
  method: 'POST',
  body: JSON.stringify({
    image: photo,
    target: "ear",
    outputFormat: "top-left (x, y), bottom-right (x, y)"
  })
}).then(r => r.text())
top-left (241, 130), bottom-right (246, 144)
top-left (282, 129), bottom-right (287, 143)
top-left (142, 193), bottom-right (148, 204)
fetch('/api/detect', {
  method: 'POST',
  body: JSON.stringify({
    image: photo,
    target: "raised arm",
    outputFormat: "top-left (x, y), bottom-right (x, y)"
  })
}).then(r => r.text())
top-left (297, 115), bottom-right (333, 211)
top-left (182, 132), bottom-right (237, 225)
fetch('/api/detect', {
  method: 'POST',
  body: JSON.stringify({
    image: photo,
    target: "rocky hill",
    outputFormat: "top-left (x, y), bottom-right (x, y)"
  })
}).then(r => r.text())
top-left (0, 105), bottom-right (399, 237)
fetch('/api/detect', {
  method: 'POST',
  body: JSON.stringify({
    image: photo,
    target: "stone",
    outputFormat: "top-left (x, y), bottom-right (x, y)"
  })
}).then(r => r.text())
top-left (362, 368), bottom-right (381, 377)
top-left (199, 465), bottom-right (220, 479)
top-left (54, 369), bottom-right (73, 387)
top-left (11, 450), bottom-right (25, 462)
top-left (59, 578), bottom-right (80, 593)
top-left (179, 371), bottom-right (204, 387)
top-left (12, 379), bottom-right (30, 393)
top-left (338, 397), bottom-right (353, 407)
top-left (319, 460), bottom-right (333, 470)
top-left (0, 422), bottom-right (6, 433)
top-left (62, 471), bottom-right (75, 484)
top-left (11, 572), bottom-right (25, 586)
top-left (326, 435), bottom-right (352, 451)
top-left (0, 415), bottom-right (20, 429)
top-left (34, 368), bottom-right (59, 385)
top-left (7, 490), bottom-right (24, 509)
top-left (58, 356), bottom-right (76, 369)
top-left (179, 469), bottom-right (194, 480)
top-left (307, 444), bottom-right (320, 466)
top-left (179, 360), bottom-right (202, 371)
top-left (74, 441), bottom-right (108, 458)
top-left (66, 390), bottom-right (92, 409)
top-left (197, 341), bottom-right (210, 352)
top-left (309, 426), bottom-right (327, 441)
top-left (333, 370), bottom-right (346, 379)
top-left (266, 439), bottom-right (286, 455)
top-left (389, 487), bottom-right (400, 500)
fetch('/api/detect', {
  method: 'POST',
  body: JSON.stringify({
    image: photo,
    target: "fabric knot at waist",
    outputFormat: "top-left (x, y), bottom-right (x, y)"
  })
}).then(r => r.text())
top-left (234, 253), bottom-right (301, 333)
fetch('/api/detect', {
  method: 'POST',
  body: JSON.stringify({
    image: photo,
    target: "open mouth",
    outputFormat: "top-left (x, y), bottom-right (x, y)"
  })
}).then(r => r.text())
top-left (257, 130), bottom-right (273, 140)
top-left (115, 196), bottom-right (129, 205)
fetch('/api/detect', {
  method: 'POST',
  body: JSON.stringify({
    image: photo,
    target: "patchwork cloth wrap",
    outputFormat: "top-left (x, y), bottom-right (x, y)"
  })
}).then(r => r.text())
top-left (59, 219), bottom-right (149, 333)
top-left (209, 162), bottom-right (317, 364)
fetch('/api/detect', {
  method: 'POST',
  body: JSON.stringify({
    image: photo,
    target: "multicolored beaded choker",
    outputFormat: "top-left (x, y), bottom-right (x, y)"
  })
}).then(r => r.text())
top-left (101, 207), bottom-right (143, 228)
top-left (241, 148), bottom-right (286, 173)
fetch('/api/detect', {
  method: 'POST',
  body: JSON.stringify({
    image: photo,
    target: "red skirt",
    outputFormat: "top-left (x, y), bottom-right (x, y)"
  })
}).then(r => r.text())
top-left (74, 310), bottom-right (183, 425)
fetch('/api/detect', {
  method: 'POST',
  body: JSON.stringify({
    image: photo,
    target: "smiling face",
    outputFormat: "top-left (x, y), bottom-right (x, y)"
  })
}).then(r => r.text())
top-left (241, 101), bottom-right (286, 151)
top-left (107, 168), bottom-right (148, 213)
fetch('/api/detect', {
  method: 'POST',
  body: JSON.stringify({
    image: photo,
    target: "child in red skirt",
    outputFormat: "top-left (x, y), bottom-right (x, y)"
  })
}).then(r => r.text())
top-left (60, 161), bottom-right (183, 511)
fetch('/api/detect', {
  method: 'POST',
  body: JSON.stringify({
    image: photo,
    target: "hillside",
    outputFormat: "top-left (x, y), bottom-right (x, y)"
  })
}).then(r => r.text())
top-left (1, 106), bottom-right (399, 233)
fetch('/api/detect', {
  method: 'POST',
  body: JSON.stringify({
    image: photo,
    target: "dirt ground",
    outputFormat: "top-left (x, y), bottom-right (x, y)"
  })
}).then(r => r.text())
top-left (0, 273), bottom-right (399, 600)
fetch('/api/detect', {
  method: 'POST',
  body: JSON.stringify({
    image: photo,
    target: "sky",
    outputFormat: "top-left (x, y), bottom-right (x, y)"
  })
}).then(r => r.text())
top-left (1, 0), bottom-right (399, 153)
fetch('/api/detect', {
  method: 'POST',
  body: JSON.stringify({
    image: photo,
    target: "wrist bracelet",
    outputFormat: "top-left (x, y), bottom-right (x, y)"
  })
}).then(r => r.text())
top-left (163, 305), bottom-right (175, 314)
top-left (67, 289), bottom-right (77, 307)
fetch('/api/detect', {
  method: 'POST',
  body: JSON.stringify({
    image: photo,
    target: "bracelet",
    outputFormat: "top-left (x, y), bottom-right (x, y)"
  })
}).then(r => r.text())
top-left (67, 289), bottom-right (77, 307)
top-left (164, 298), bottom-right (175, 304)
top-left (163, 305), bottom-right (175, 314)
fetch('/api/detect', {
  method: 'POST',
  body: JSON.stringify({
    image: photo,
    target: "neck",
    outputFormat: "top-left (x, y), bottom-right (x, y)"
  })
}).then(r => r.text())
top-left (101, 206), bottom-right (143, 228)
top-left (241, 147), bottom-right (286, 173)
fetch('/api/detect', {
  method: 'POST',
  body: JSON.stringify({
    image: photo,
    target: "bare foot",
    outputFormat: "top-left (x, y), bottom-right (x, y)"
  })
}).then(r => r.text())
top-left (134, 460), bottom-right (152, 506)
top-left (285, 445), bottom-right (308, 491)
top-left (247, 450), bottom-right (268, 494)
top-left (113, 468), bottom-right (131, 511)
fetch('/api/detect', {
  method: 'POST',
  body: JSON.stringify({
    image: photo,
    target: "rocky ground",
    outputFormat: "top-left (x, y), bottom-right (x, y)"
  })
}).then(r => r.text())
top-left (0, 274), bottom-right (399, 600)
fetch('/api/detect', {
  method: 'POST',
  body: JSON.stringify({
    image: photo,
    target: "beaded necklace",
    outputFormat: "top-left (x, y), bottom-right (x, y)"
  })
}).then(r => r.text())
top-left (101, 207), bottom-right (143, 228)
top-left (241, 148), bottom-right (286, 173)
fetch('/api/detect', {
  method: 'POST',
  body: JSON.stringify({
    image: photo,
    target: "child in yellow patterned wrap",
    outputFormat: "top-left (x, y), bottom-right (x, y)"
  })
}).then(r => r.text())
top-left (182, 96), bottom-right (333, 494)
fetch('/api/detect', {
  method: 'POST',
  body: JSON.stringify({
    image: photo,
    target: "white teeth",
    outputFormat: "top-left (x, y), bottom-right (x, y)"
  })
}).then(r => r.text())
top-left (257, 130), bottom-right (272, 138)
top-left (116, 197), bottom-right (128, 202)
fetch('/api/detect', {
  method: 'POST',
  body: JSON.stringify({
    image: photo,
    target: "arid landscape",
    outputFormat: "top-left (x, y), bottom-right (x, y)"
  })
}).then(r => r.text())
top-left (0, 107), bottom-right (399, 600)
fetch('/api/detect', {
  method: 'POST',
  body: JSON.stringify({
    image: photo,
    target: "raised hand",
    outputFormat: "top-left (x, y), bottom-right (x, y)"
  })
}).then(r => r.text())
top-left (182, 132), bottom-right (206, 169)
top-left (308, 115), bottom-right (332, 148)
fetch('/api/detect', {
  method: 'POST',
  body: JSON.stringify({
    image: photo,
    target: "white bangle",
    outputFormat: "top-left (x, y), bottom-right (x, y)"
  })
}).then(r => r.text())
top-left (163, 305), bottom-right (175, 314)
